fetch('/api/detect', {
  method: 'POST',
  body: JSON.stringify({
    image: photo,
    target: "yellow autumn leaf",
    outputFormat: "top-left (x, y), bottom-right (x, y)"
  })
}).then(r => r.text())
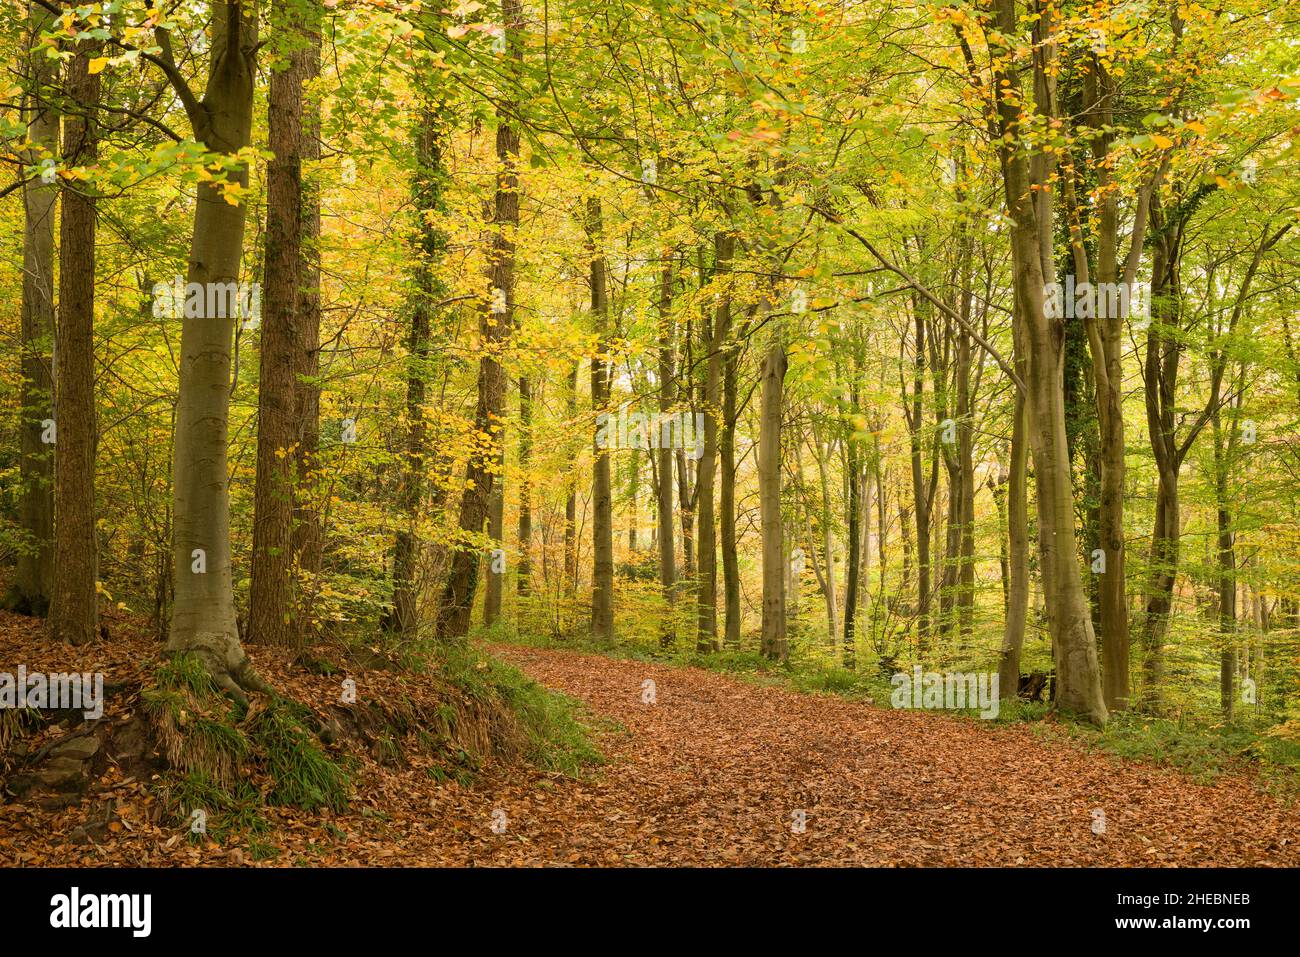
top-left (1151, 133), bottom-right (1174, 149)
top-left (88, 57), bottom-right (108, 74)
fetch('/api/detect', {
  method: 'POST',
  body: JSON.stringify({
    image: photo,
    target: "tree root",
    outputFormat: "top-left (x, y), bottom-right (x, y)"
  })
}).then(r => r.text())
top-left (165, 630), bottom-right (274, 707)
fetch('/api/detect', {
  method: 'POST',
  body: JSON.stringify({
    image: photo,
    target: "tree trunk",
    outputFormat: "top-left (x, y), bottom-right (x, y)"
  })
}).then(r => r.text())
top-left (997, 382), bottom-right (1029, 698)
top-left (656, 253), bottom-right (677, 640)
top-left (1213, 409), bottom-right (1237, 718)
top-left (517, 374), bottom-right (533, 595)
top-left (51, 42), bottom-right (100, 647)
top-left (12, 2), bottom-right (58, 617)
top-left (758, 311), bottom-right (788, 661)
top-left (990, 0), bottom-right (1106, 724)
top-left (1092, 313), bottom-right (1130, 710)
top-left (812, 428), bottom-right (839, 641)
top-left (843, 394), bottom-right (861, 669)
top-left (1139, 197), bottom-right (1184, 711)
top-left (437, 2), bottom-right (519, 639)
top-left (940, 449), bottom-right (961, 636)
top-left (167, 3), bottom-right (270, 701)
top-left (905, 301), bottom-right (933, 655)
top-left (588, 197), bottom-right (615, 644)
top-left (292, 14), bottom-right (323, 602)
top-left (564, 360), bottom-right (579, 595)
top-left (1061, 61), bottom-right (1155, 712)
top-left (954, 327), bottom-right (976, 641)
top-left (250, 0), bottom-right (312, 648)
top-left (695, 232), bottom-right (731, 651)
top-left (676, 447), bottom-right (695, 580)
top-left (720, 316), bottom-right (741, 649)
top-left (484, 483), bottom-right (504, 626)
top-left (898, 502), bottom-right (913, 617)
top-left (390, 106), bottom-right (446, 638)
top-left (875, 450), bottom-right (888, 626)
top-left (626, 448), bottom-right (638, 552)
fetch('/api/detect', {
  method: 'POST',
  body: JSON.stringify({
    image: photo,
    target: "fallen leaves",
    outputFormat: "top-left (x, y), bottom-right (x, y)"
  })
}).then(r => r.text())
top-left (3, 623), bottom-right (1297, 867)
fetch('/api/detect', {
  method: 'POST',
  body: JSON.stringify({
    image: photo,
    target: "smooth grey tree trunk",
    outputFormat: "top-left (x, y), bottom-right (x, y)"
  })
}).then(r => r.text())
top-left (997, 378), bottom-right (1029, 698)
top-left (166, 3), bottom-right (270, 700)
top-left (720, 317), bottom-right (741, 649)
top-left (991, 0), bottom-right (1106, 724)
top-left (564, 360), bottom-right (579, 595)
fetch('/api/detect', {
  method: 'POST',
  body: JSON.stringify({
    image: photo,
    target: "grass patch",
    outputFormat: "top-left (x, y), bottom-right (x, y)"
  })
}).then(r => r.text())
top-left (154, 770), bottom-right (267, 844)
top-left (244, 698), bottom-right (351, 812)
top-left (1007, 708), bottom-right (1300, 799)
top-left (142, 656), bottom-right (249, 788)
top-left (142, 654), bottom-right (352, 841)
top-left (436, 639), bottom-right (605, 777)
top-left (334, 623), bottom-right (605, 779)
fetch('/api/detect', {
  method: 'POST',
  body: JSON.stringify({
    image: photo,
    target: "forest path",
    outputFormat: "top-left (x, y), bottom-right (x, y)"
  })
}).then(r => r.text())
top-left (4, 630), bottom-right (1296, 867)
top-left (461, 644), bottom-right (1298, 866)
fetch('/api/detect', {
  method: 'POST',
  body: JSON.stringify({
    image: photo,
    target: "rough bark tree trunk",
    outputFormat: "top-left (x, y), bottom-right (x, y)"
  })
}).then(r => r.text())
top-left (588, 197), bottom-right (615, 645)
top-left (12, 3), bottom-right (58, 617)
top-left (51, 41), bottom-right (101, 647)
top-left (250, 0), bottom-right (312, 648)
